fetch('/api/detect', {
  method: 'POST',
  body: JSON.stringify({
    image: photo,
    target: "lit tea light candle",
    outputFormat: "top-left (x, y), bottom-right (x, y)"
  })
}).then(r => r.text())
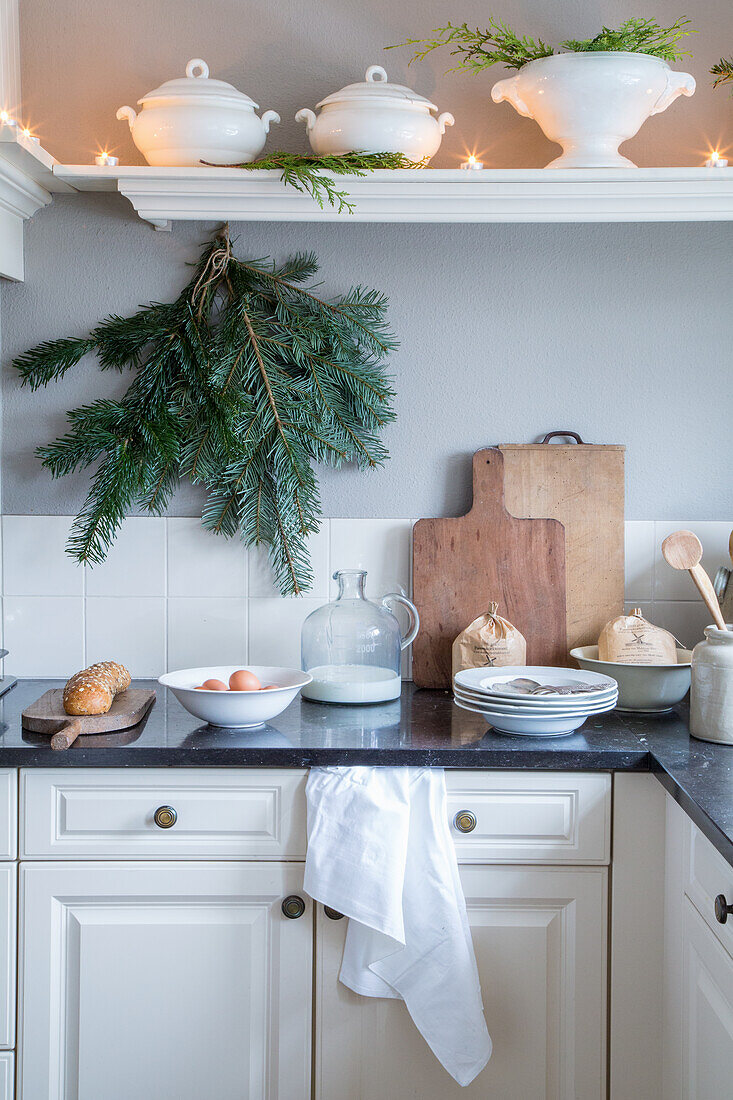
top-left (20, 128), bottom-right (40, 145)
top-left (705, 149), bottom-right (729, 168)
top-left (0, 110), bottom-right (16, 128)
top-left (460, 154), bottom-right (484, 171)
top-left (94, 152), bottom-right (119, 167)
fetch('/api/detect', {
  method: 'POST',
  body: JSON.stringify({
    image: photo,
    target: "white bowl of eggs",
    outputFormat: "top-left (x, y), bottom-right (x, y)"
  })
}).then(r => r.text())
top-left (159, 666), bottom-right (312, 728)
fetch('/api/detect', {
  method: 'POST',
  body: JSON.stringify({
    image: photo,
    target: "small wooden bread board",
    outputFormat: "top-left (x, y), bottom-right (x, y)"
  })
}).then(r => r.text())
top-left (22, 688), bottom-right (156, 750)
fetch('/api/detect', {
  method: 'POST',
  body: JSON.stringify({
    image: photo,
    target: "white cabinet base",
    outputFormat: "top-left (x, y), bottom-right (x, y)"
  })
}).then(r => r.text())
top-left (19, 862), bottom-right (312, 1100)
top-left (316, 865), bottom-right (607, 1100)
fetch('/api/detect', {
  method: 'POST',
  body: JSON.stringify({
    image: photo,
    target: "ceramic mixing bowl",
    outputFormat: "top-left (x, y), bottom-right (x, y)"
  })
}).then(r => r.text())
top-left (570, 646), bottom-right (692, 713)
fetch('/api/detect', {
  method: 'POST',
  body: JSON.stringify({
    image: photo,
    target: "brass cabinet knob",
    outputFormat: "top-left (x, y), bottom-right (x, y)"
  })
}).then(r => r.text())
top-left (715, 894), bottom-right (733, 924)
top-left (324, 906), bottom-right (344, 920)
top-left (153, 805), bottom-right (177, 829)
top-left (282, 895), bottom-right (306, 919)
top-left (453, 810), bottom-right (477, 834)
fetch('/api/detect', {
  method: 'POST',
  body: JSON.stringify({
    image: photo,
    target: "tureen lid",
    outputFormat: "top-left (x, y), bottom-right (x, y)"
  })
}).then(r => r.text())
top-left (316, 65), bottom-right (438, 111)
top-left (139, 58), bottom-right (259, 109)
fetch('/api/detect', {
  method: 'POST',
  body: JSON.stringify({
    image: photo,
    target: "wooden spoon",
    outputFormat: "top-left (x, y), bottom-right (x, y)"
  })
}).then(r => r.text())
top-left (661, 530), bottom-right (728, 631)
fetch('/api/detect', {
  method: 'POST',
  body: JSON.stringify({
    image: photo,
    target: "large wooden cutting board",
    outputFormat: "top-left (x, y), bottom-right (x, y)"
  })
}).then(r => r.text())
top-left (412, 449), bottom-right (567, 688)
top-left (499, 435), bottom-right (625, 655)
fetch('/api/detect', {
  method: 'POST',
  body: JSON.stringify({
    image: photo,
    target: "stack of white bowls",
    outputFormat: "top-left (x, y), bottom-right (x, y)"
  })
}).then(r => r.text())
top-left (453, 666), bottom-right (619, 737)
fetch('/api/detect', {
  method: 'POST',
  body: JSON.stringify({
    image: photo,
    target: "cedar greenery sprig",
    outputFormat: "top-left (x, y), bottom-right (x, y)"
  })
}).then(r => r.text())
top-left (213, 151), bottom-right (425, 213)
top-left (13, 227), bottom-right (397, 595)
top-left (388, 16), bottom-right (692, 72)
top-left (711, 56), bottom-right (733, 90)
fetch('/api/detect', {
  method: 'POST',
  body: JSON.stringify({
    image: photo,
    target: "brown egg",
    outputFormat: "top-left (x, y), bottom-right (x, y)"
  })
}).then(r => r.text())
top-left (229, 669), bottom-right (262, 692)
top-left (201, 679), bottom-right (228, 691)
top-left (263, 684), bottom-right (279, 690)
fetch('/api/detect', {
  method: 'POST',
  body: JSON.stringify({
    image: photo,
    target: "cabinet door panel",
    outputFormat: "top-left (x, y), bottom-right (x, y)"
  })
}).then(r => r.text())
top-left (316, 866), bottom-right (606, 1100)
top-left (682, 898), bottom-right (733, 1100)
top-left (19, 862), bottom-right (311, 1100)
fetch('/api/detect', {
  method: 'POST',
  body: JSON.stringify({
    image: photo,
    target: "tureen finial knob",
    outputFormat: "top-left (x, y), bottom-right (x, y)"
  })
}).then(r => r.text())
top-left (186, 58), bottom-right (209, 80)
top-left (365, 65), bottom-right (388, 83)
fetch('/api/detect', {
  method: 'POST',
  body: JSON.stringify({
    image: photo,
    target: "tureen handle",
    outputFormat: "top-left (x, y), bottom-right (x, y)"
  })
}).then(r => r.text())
top-left (115, 105), bottom-right (137, 131)
top-left (649, 69), bottom-right (696, 116)
top-left (491, 75), bottom-right (532, 118)
top-left (295, 108), bottom-right (317, 133)
top-left (366, 65), bottom-right (389, 83)
top-left (437, 112), bottom-right (455, 135)
top-left (186, 58), bottom-right (210, 79)
top-left (261, 110), bottom-right (280, 133)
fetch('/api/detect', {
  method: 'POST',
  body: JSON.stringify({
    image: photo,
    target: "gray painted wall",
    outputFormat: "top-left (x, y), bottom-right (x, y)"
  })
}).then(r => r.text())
top-left (3, 0), bottom-right (733, 520)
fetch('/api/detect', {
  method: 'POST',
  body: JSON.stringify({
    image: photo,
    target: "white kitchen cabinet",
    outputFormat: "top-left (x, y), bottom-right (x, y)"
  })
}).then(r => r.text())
top-left (0, 1054), bottom-right (13, 1100)
top-left (664, 796), bottom-right (733, 1100)
top-left (680, 898), bottom-right (733, 1099)
top-left (315, 865), bottom-right (607, 1100)
top-left (18, 861), bottom-right (312, 1100)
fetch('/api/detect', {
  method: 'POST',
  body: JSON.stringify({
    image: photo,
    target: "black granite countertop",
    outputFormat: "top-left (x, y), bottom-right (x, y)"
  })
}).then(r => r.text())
top-left (1, 679), bottom-right (731, 867)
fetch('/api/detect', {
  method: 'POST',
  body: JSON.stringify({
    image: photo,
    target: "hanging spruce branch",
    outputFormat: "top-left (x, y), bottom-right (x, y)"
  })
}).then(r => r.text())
top-left (13, 227), bottom-right (397, 595)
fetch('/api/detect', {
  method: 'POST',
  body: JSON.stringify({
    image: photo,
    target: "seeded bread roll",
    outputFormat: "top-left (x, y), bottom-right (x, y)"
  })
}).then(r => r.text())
top-left (63, 661), bottom-right (131, 716)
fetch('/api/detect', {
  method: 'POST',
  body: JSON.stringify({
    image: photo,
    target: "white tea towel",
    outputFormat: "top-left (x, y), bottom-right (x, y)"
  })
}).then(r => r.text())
top-left (304, 766), bottom-right (492, 1086)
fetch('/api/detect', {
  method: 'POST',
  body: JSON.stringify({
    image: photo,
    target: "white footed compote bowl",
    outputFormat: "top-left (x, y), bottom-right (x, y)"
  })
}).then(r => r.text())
top-left (491, 51), bottom-right (695, 168)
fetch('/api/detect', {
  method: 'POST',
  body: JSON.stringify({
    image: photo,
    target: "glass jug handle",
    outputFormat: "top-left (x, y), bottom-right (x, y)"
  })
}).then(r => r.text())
top-left (381, 593), bottom-right (420, 651)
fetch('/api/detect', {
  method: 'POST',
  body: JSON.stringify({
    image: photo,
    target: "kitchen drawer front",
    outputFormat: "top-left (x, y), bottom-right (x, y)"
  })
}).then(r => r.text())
top-left (684, 819), bottom-right (733, 959)
top-left (20, 769), bottom-right (307, 859)
top-left (0, 773), bottom-right (17, 862)
top-left (446, 771), bottom-right (611, 863)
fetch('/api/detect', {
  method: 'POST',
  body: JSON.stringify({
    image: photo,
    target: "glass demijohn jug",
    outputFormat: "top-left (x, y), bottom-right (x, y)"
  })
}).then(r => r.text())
top-left (301, 570), bottom-right (420, 704)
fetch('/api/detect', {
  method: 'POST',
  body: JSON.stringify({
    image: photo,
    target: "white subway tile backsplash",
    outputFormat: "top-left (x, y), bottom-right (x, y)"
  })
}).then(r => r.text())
top-left (167, 598), bottom-right (247, 671)
top-left (85, 596), bottom-right (165, 678)
top-left (249, 524), bottom-right (330, 598)
top-left (248, 598), bottom-right (323, 668)
top-left (0, 513), bottom-right (730, 678)
top-left (624, 521), bottom-right (655, 603)
top-left (167, 518), bottom-right (247, 599)
top-left (4, 596), bottom-right (83, 676)
top-left (329, 519), bottom-right (412, 598)
top-left (2, 516), bottom-right (83, 596)
top-left (654, 521), bottom-right (733, 601)
top-left (85, 517), bottom-right (165, 597)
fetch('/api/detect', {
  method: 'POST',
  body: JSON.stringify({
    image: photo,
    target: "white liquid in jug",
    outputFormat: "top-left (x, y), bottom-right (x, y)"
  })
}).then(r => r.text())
top-left (303, 665), bottom-right (401, 704)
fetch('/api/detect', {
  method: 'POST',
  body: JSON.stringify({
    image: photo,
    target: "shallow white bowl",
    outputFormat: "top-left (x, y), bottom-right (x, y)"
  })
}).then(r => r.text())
top-left (159, 666), bottom-right (312, 728)
top-left (570, 647), bottom-right (692, 714)
top-left (453, 682), bottom-right (617, 710)
top-left (453, 697), bottom-right (595, 737)
top-left (455, 665), bottom-right (617, 700)
top-left (453, 687), bottom-right (617, 718)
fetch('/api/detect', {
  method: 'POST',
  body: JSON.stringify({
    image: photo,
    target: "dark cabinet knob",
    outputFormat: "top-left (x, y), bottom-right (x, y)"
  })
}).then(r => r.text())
top-left (453, 810), bottom-right (477, 834)
top-left (153, 806), bottom-right (177, 829)
top-left (714, 894), bottom-right (733, 924)
top-left (282, 895), bottom-right (306, 919)
top-left (324, 906), bottom-right (344, 920)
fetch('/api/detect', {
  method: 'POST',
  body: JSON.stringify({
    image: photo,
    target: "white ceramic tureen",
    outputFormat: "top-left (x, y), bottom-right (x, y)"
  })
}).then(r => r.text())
top-left (116, 58), bottom-right (280, 167)
top-left (295, 65), bottom-right (454, 161)
top-left (491, 51), bottom-right (695, 169)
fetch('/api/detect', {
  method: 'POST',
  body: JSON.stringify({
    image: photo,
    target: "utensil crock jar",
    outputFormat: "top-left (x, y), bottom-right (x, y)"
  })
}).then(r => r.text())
top-left (295, 65), bottom-right (454, 161)
top-left (116, 58), bottom-right (280, 167)
top-left (491, 51), bottom-right (695, 168)
top-left (690, 626), bottom-right (733, 744)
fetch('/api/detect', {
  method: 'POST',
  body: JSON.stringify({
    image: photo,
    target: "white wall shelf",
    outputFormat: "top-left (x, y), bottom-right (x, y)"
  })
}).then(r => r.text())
top-left (0, 125), bottom-right (73, 280)
top-left (53, 164), bottom-right (733, 230)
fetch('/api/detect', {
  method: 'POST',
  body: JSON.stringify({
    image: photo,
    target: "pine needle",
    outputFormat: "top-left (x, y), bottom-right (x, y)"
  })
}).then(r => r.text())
top-left (13, 227), bottom-right (397, 595)
top-left (208, 151), bottom-right (425, 213)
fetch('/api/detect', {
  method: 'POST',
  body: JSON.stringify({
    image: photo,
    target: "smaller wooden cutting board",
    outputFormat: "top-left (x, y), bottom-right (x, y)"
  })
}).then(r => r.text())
top-left (23, 689), bottom-right (156, 750)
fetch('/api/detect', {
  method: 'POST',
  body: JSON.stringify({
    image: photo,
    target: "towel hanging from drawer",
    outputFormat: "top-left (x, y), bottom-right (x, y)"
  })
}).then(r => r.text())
top-left (304, 766), bottom-right (491, 1087)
